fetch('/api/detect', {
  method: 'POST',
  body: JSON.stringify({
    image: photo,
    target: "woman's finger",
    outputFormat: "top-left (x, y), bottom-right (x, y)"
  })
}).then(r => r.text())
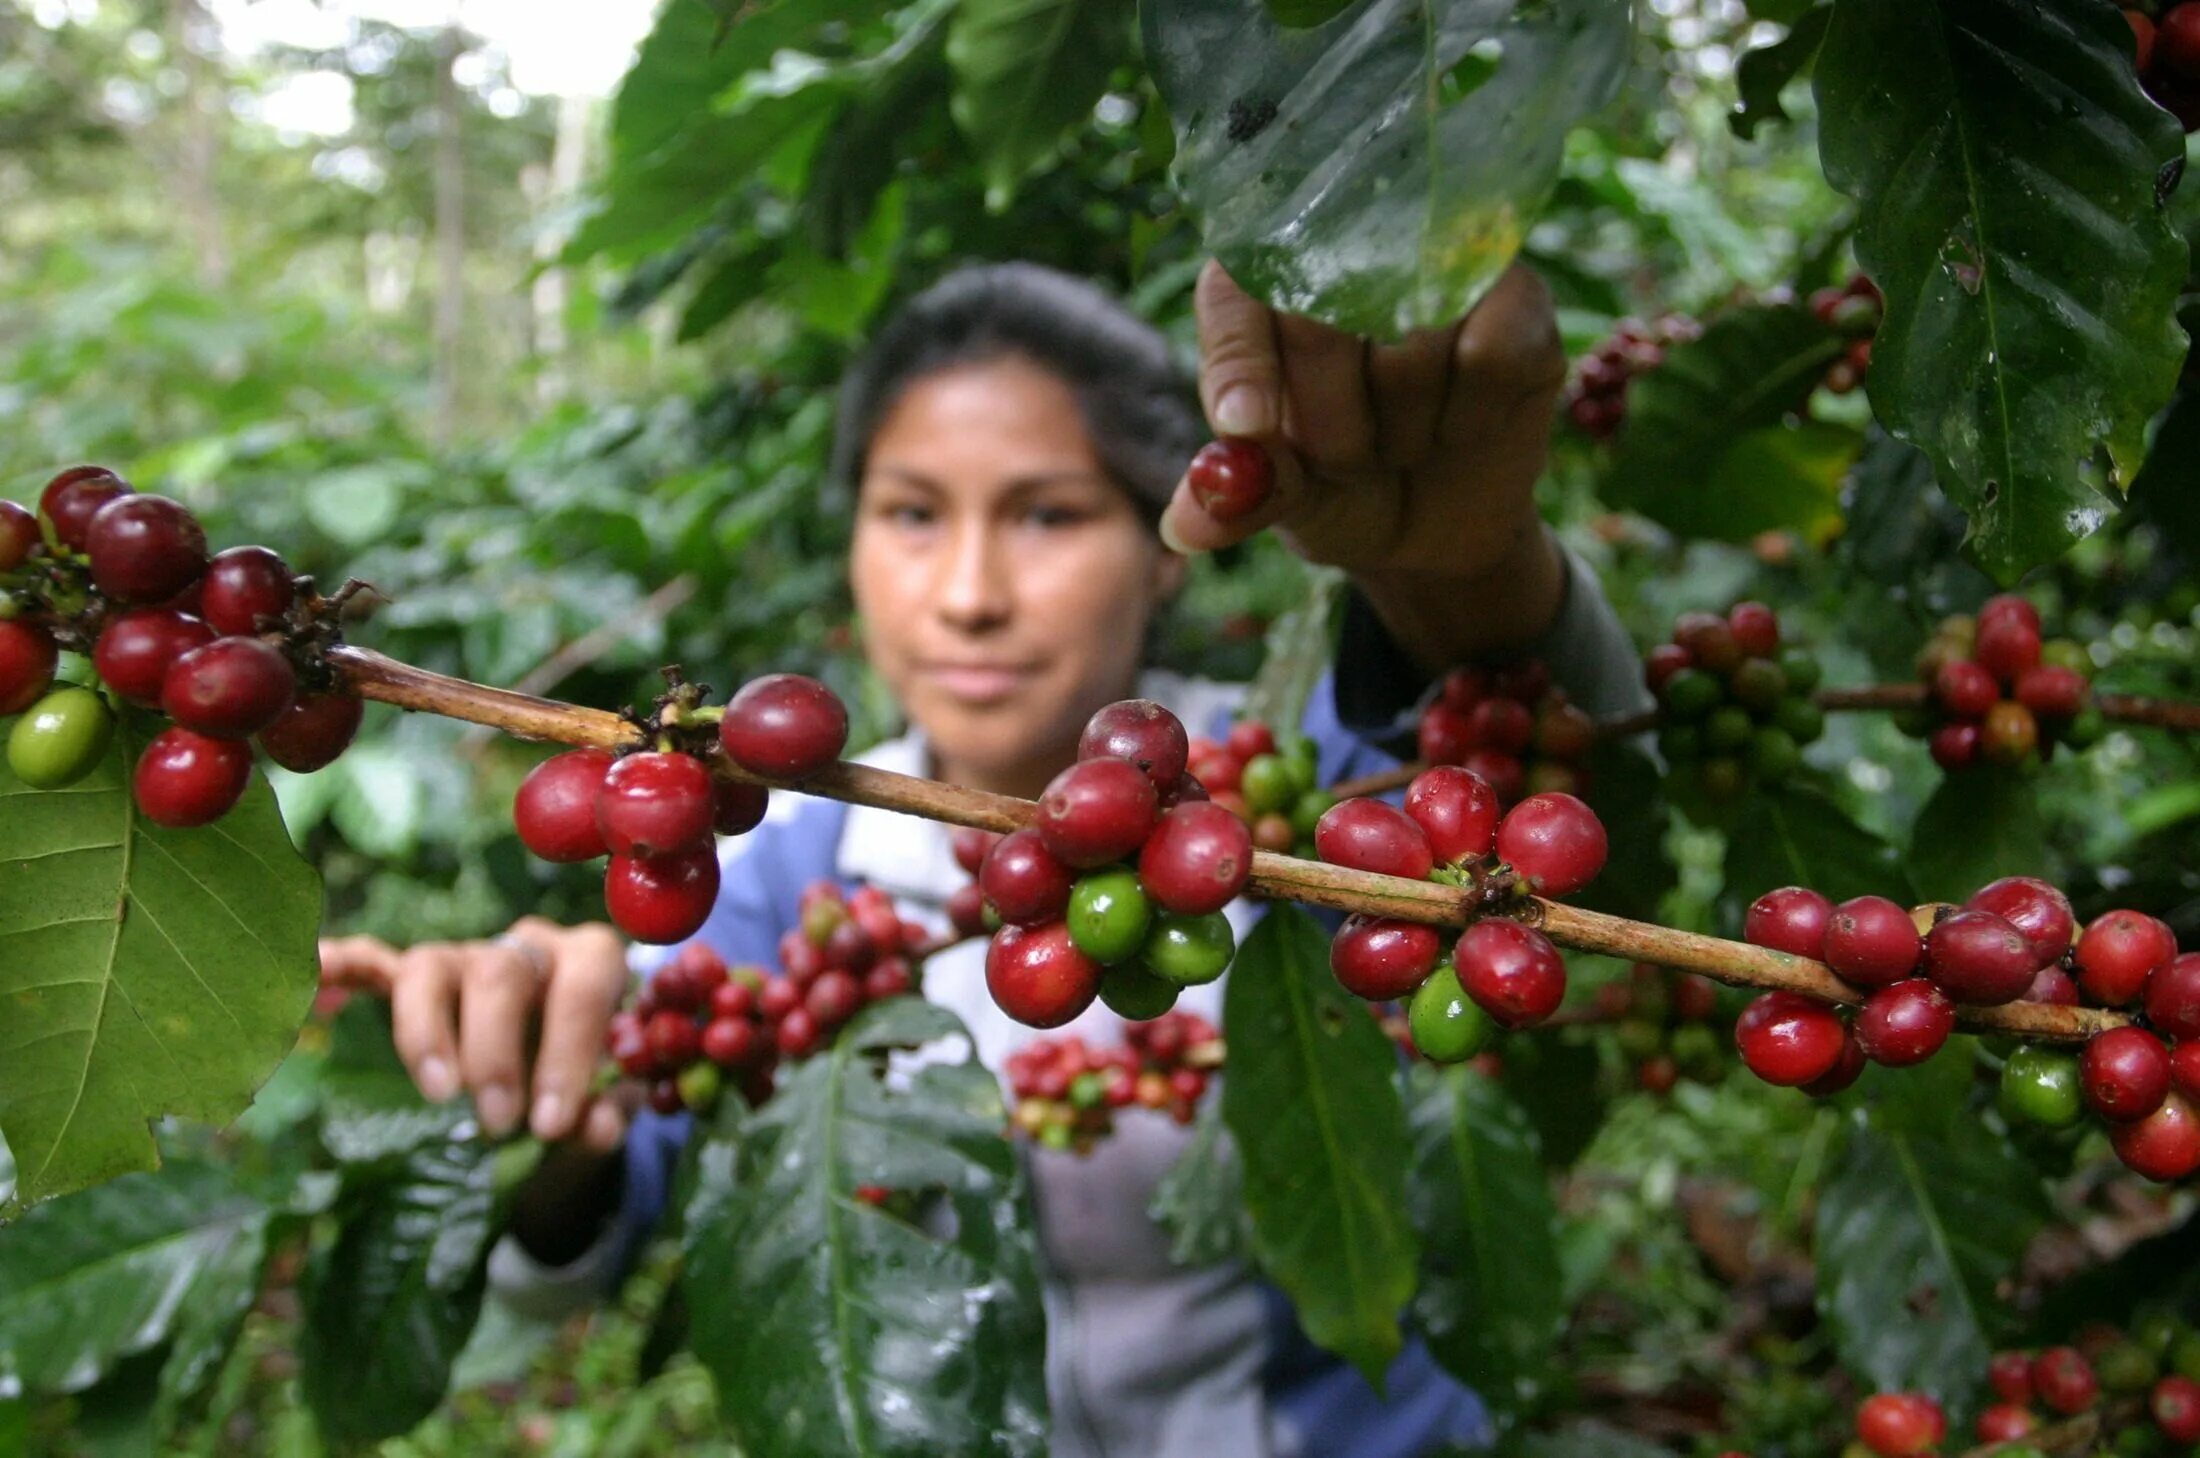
top-left (578, 1081), bottom-right (642, 1155)
top-left (527, 927), bottom-right (630, 1142)
top-left (1437, 264), bottom-right (1567, 451)
top-left (318, 935), bottom-right (402, 995)
top-left (1367, 320), bottom-right (1463, 471)
top-left (458, 941), bottom-right (545, 1137)
top-left (389, 945), bottom-right (464, 1103)
top-left (1193, 258), bottom-right (1283, 440)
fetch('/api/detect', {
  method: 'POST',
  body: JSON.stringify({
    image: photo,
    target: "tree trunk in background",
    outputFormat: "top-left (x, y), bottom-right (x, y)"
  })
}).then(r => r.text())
top-left (168, 0), bottom-right (228, 286)
top-left (530, 92), bottom-right (592, 406)
top-left (431, 24), bottom-right (467, 445)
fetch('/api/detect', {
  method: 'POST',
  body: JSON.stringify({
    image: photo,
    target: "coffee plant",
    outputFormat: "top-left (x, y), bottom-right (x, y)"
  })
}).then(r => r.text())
top-left (4, 0), bottom-right (2200, 1454)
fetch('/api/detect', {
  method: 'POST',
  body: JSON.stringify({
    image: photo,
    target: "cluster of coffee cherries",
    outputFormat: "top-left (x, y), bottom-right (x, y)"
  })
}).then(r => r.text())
top-left (1315, 766), bottom-right (1609, 1060)
top-left (1177, 718), bottom-right (1330, 857)
top-left (1561, 313), bottom-right (1705, 441)
top-left (2130, 4), bottom-right (2200, 130)
top-left (1905, 594), bottom-right (2100, 772)
top-left (1647, 601), bottom-right (1825, 801)
top-left (1005, 1011), bottom-right (1221, 1153)
top-left (1415, 658), bottom-right (1595, 805)
top-left (0, 466), bottom-right (362, 824)
top-left (978, 699), bottom-right (1254, 1028)
top-left (1807, 273), bottom-right (1882, 397)
top-left (1590, 962), bottom-right (1726, 1094)
top-left (513, 673), bottom-right (849, 944)
top-left (603, 881), bottom-right (926, 1116)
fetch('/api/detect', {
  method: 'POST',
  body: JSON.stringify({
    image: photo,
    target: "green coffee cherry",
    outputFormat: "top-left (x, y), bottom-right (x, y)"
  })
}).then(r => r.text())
top-left (1290, 789), bottom-right (1337, 841)
top-left (677, 1060), bottom-right (722, 1114)
top-left (1067, 869), bottom-right (1152, 965)
top-left (1660, 669), bottom-right (1722, 721)
top-left (1407, 965), bottom-right (1493, 1063)
top-left (1240, 754), bottom-right (1296, 815)
top-left (1098, 960), bottom-right (1179, 1020)
top-left (1998, 1045), bottom-right (2083, 1128)
top-left (1747, 726), bottom-right (1801, 782)
top-left (1698, 757), bottom-right (1746, 801)
top-left (1705, 705), bottom-right (1754, 751)
top-left (1144, 911), bottom-right (1235, 986)
top-left (7, 686), bottom-right (114, 789)
top-left (1772, 696), bottom-right (1825, 745)
top-left (1776, 647), bottom-right (1822, 693)
top-left (1730, 658), bottom-right (1787, 712)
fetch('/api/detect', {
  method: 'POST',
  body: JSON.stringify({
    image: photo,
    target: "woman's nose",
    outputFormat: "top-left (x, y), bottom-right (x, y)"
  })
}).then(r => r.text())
top-left (936, 516), bottom-right (1012, 632)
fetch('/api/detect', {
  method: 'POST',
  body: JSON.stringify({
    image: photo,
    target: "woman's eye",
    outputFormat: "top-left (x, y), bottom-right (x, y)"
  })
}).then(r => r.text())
top-left (1022, 503), bottom-right (1088, 529)
top-left (884, 503), bottom-right (937, 527)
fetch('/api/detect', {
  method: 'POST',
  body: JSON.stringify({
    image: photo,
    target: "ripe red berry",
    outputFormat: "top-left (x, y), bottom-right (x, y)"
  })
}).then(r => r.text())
top-left (1923, 908), bottom-right (2039, 1006)
top-left (1988, 1350), bottom-right (2035, 1405)
top-left (1744, 886), bottom-right (1834, 959)
top-left (40, 466), bottom-right (132, 550)
top-left (1974, 612), bottom-right (2042, 685)
top-left (85, 494), bottom-right (207, 603)
top-left (162, 636), bottom-right (295, 739)
top-left (1078, 698), bottom-right (1189, 792)
top-left (2162, 2), bottom-right (2200, 80)
top-left (2033, 1346), bottom-right (2099, 1415)
top-left (1185, 437), bottom-right (1274, 523)
top-left (607, 1010), bottom-right (655, 1077)
top-left (2144, 952), bottom-right (2200, 1041)
top-left (806, 968), bottom-right (862, 1027)
top-left (1934, 659), bottom-right (1999, 718)
top-left (1138, 801), bottom-right (1252, 915)
top-left (948, 881), bottom-right (990, 938)
top-left (2154, 1375), bottom-right (2200, 1441)
top-left (1315, 797), bottom-right (1436, 881)
top-left (1036, 757), bottom-right (1159, 868)
top-left (2173, 1041), bottom-right (2200, 1103)
top-left (775, 1005), bottom-right (823, 1059)
top-left (2131, 8), bottom-right (2160, 70)
top-left (864, 957), bottom-right (912, 1001)
top-left (92, 609), bottom-right (211, 707)
top-left (0, 620), bottom-right (60, 715)
top-left (1855, 1392), bottom-right (1944, 1456)
top-left (2074, 910), bottom-right (2177, 1006)
top-left (1978, 592), bottom-right (2040, 635)
top-left (514, 748), bottom-right (615, 862)
top-left (951, 825), bottom-right (998, 875)
top-left (645, 1008), bottom-right (702, 1069)
top-left (1674, 612), bottom-right (1743, 674)
top-left (2082, 1026), bottom-right (2172, 1122)
top-left (758, 976), bottom-right (800, 1021)
top-left (1417, 702), bottom-right (1472, 766)
top-left (986, 921), bottom-right (1103, 1028)
top-left (647, 1078), bottom-right (685, 1115)
top-left (712, 778), bottom-right (769, 836)
top-left (981, 827), bottom-right (1076, 925)
top-left (596, 751), bottom-right (715, 859)
top-left (605, 845), bottom-right (720, 944)
top-left (823, 920), bottom-right (876, 975)
top-left (1403, 765), bottom-right (1501, 865)
top-left (1973, 1404), bottom-right (2033, 1443)
top-left (2113, 1092), bottom-right (2200, 1182)
top-left (198, 546), bottom-right (296, 636)
top-left (133, 727), bottom-right (253, 828)
top-left (1855, 979), bottom-right (1954, 1066)
top-left (1644, 643), bottom-right (1693, 693)
top-left (1734, 991), bottom-right (1847, 1087)
top-left (1965, 876), bottom-right (2074, 965)
top-left (1929, 720), bottom-right (1981, 771)
top-left (1727, 601), bottom-right (1780, 657)
top-left (2015, 663), bottom-right (2086, 718)
top-left (1823, 896), bottom-right (1921, 987)
top-left (1466, 697), bottom-right (1534, 755)
top-left (1495, 793), bottom-right (1607, 897)
top-left (1329, 915), bottom-right (1443, 1001)
top-left (1455, 919), bottom-right (1567, 1028)
top-left (0, 500), bottom-right (38, 569)
top-left (1533, 701), bottom-right (1596, 762)
top-left (718, 673), bottom-right (848, 780)
top-left (702, 1015), bottom-right (758, 1068)
top-left (2023, 964), bottom-right (2079, 1005)
top-left (1460, 749), bottom-right (1525, 805)
top-left (258, 690), bottom-right (364, 773)
top-left (1225, 720), bottom-right (1275, 761)
top-left (1800, 1025), bottom-right (1867, 1097)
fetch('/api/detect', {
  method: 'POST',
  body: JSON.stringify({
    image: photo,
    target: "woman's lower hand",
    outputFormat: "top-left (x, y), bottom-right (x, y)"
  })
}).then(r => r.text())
top-left (317, 916), bottom-right (637, 1151)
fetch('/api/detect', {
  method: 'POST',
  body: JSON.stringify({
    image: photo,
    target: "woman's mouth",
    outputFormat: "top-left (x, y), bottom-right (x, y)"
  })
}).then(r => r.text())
top-left (919, 661), bottom-right (1040, 704)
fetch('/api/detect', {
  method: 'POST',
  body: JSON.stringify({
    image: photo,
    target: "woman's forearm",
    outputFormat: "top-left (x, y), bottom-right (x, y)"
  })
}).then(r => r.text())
top-left (1347, 515), bottom-right (1567, 679)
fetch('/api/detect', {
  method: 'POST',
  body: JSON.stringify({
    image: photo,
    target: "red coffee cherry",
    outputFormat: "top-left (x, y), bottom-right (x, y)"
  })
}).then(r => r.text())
top-left (2113, 1093), bottom-right (2200, 1182)
top-left (1988, 1351), bottom-right (2035, 1405)
top-left (1727, 600), bottom-right (1780, 657)
top-left (1855, 979), bottom-right (1954, 1066)
top-left (1744, 886), bottom-right (1835, 959)
top-left (758, 975), bottom-right (800, 1021)
top-left (645, 1008), bottom-right (701, 1069)
top-left (948, 881), bottom-right (990, 939)
top-left (1978, 593), bottom-right (2040, 634)
top-left (1037, 757), bottom-right (1159, 868)
top-left (1314, 797), bottom-right (1436, 881)
top-left (1974, 611), bottom-right (2042, 685)
top-left (0, 621), bottom-right (60, 716)
top-left (597, 751), bottom-right (715, 859)
top-left (85, 494), bottom-right (207, 603)
top-left (1465, 697), bottom-right (1534, 755)
top-left (0, 500), bottom-right (37, 570)
top-left (1934, 659), bottom-right (1999, 718)
top-left (864, 957), bottom-right (913, 1002)
top-left (1965, 875), bottom-right (2074, 965)
top-left (1674, 612), bottom-right (1743, 673)
top-left (1974, 1404), bottom-right (2034, 1443)
top-left (1822, 895), bottom-right (1921, 987)
top-left (161, 636), bottom-right (296, 739)
top-left (2074, 910), bottom-right (2178, 1007)
top-left (2153, 1375), bottom-right (2200, 1442)
top-left (1923, 908), bottom-right (2039, 1006)
top-left (605, 844), bottom-right (721, 944)
top-left (1494, 792), bottom-right (1607, 897)
top-left (1801, 1025), bottom-right (1867, 1098)
top-left (2023, 965), bottom-right (2079, 1005)
top-left (1185, 437), bottom-right (1274, 523)
top-left (1929, 720), bottom-right (1981, 771)
top-left (1417, 702), bottom-right (1472, 766)
top-left (1225, 720), bottom-right (1275, 761)
top-left (2172, 1041), bottom-right (2200, 1103)
top-left (1330, 915), bottom-right (1443, 1001)
top-left (702, 1015), bottom-right (759, 1068)
top-left (719, 673), bottom-right (848, 780)
top-left (713, 778), bottom-right (769, 836)
top-left (775, 1005), bottom-right (823, 1060)
top-left (2032, 1346), bottom-right (2099, 1416)
top-left (2015, 663), bottom-right (2086, 718)
top-left (806, 968), bottom-right (863, 1028)
top-left (2144, 953), bottom-right (2200, 1041)
top-left (259, 690), bottom-right (364, 774)
top-left (2081, 1026), bottom-right (2172, 1122)
top-left (1455, 919), bottom-right (1567, 1029)
top-left (951, 826), bottom-right (998, 875)
top-left (981, 828), bottom-right (1075, 926)
top-left (514, 748), bottom-right (615, 862)
top-left (1138, 801), bottom-right (1252, 915)
top-left (1403, 765), bottom-right (1501, 865)
top-left (1734, 991), bottom-right (1847, 1087)
top-left (986, 921), bottom-right (1103, 1028)
top-left (133, 727), bottom-right (253, 828)
top-left (198, 546), bottom-right (296, 636)
top-left (822, 920), bottom-right (876, 975)
top-left (1855, 1392), bottom-right (1944, 1456)
top-left (1644, 643), bottom-right (1692, 693)
top-left (93, 609), bottom-right (213, 707)
top-left (1078, 698), bottom-right (1189, 793)
top-left (40, 466), bottom-right (132, 551)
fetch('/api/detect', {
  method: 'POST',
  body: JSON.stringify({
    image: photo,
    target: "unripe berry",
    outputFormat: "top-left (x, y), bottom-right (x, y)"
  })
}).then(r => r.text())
top-left (1923, 908), bottom-right (2039, 1006)
top-left (2082, 1026), bottom-right (2172, 1122)
top-left (1329, 915), bottom-right (1443, 1001)
top-left (7, 686), bottom-right (114, 789)
top-left (1744, 886), bottom-right (1834, 959)
top-left (2075, 910), bottom-right (2177, 1006)
top-left (1855, 979), bottom-right (1954, 1066)
top-left (1644, 643), bottom-right (1692, 693)
top-left (2113, 1093), bottom-right (2200, 1182)
top-left (596, 751), bottom-right (715, 859)
top-left (986, 921), bottom-right (1103, 1028)
top-left (719, 673), bottom-right (848, 779)
top-left (1314, 797), bottom-right (1435, 880)
top-left (198, 546), bottom-right (296, 635)
top-left (1455, 919), bottom-right (1566, 1029)
top-left (605, 845), bottom-right (720, 945)
top-left (39, 466), bottom-right (132, 550)
top-left (1965, 876), bottom-right (2074, 965)
top-left (162, 636), bottom-right (296, 739)
top-left (1980, 700), bottom-right (2038, 765)
top-left (1494, 792), bottom-right (1607, 897)
top-left (2033, 1346), bottom-right (2099, 1415)
top-left (133, 727), bottom-right (253, 828)
top-left (514, 749), bottom-right (615, 862)
top-left (1137, 801), bottom-right (1252, 915)
top-left (981, 827), bottom-right (1075, 925)
top-left (1037, 756), bottom-right (1159, 868)
top-left (0, 620), bottom-right (60, 715)
top-left (1185, 437), bottom-right (1274, 523)
top-left (1403, 765), bottom-right (1501, 865)
top-left (2144, 953), bottom-right (2200, 1041)
top-left (1823, 896), bottom-right (1921, 987)
top-left (1734, 990), bottom-right (1846, 1087)
top-left (1407, 964), bottom-right (1495, 1062)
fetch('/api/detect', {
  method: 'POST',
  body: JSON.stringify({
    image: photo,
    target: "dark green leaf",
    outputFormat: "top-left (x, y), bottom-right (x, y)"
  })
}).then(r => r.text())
top-left (1148, 1095), bottom-right (1249, 1267)
top-left (1494, 1035), bottom-right (1607, 1171)
top-left (1223, 905), bottom-right (1417, 1383)
top-left (1840, 428), bottom-right (1961, 588)
top-left (948, 0), bottom-right (1134, 204)
top-left (317, 996), bottom-right (470, 1167)
top-left (1571, 739), bottom-right (1673, 923)
top-left (1813, 0), bottom-right (2190, 580)
top-left (1817, 1053), bottom-right (2049, 1414)
top-left (1603, 304), bottom-right (1852, 540)
top-left (1264, 0), bottom-right (1354, 27)
top-left (683, 997), bottom-right (1048, 1458)
top-left (298, 1136), bottom-right (517, 1445)
top-left (1144, 0), bottom-right (1630, 337)
top-left (1720, 781), bottom-right (1912, 923)
top-left (0, 1159), bottom-right (267, 1397)
top-left (2131, 380), bottom-right (2200, 559)
top-left (151, 1204), bottom-right (269, 1436)
top-left (1907, 766), bottom-right (2050, 903)
top-left (1731, 6), bottom-right (1829, 141)
top-left (0, 724), bottom-right (319, 1213)
top-left (1505, 1425), bottom-right (1673, 1458)
top-left (1404, 1065), bottom-right (1563, 1418)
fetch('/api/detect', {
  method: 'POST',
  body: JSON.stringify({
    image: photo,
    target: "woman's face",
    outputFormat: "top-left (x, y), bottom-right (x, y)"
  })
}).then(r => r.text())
top-left (851, 356), bottom-right (1182, 794)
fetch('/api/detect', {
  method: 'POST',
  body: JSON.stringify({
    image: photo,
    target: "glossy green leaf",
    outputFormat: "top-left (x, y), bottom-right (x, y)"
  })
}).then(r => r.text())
top-left (948, 0), bottom-right (1134, 204)
top-left (683, 997), bottom-right (1048, 1458)
top-left (316, 997), bottom-right (469, 1168)
top-left (0, 723), bottom-right (320, 1213)
top-left (2131, 380), bottom-right (2200, 559)
top-left (1144, 0), bottom-right (1632, 338)
top-left (1404, 1065), bottom-right (1563, 1419)
top-left (151, 1199), bottom-right (270, 1436)
top-left (1148, 1095), bottom-right (1249, 1268)
top-left (1720, 781), bottom-right (1913, 923)
top-left (1907, 766), bottom-right (2050, 903)
top-left (0, 1159), bottom-right (267, 1397)
top-left (1813, 0), bottom-right (2191, 580)
top-left (1730, 5), bottom-right (1828, 141)
top-left (1223, 904), bottom-right (1416, 1383)
top-left (1817, 1054), bottom-right (2050, 1415)
top-left (1604, 304), bottom-right (1851, 540)
top-left (1571, 739), bottom-right (1673, 923)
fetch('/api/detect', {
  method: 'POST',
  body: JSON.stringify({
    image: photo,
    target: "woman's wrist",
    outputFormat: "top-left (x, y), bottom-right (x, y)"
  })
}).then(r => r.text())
top-left (1349, 515), bottom-right (1566, 679)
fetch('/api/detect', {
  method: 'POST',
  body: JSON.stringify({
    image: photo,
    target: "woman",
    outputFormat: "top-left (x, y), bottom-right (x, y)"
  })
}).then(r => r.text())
top-left (319, 258), bottom-right (1649, 1455)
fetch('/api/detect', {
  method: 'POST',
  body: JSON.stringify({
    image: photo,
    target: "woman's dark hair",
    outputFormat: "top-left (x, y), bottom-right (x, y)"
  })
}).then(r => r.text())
top-left (829, 262), bottom-right (1205, 526)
